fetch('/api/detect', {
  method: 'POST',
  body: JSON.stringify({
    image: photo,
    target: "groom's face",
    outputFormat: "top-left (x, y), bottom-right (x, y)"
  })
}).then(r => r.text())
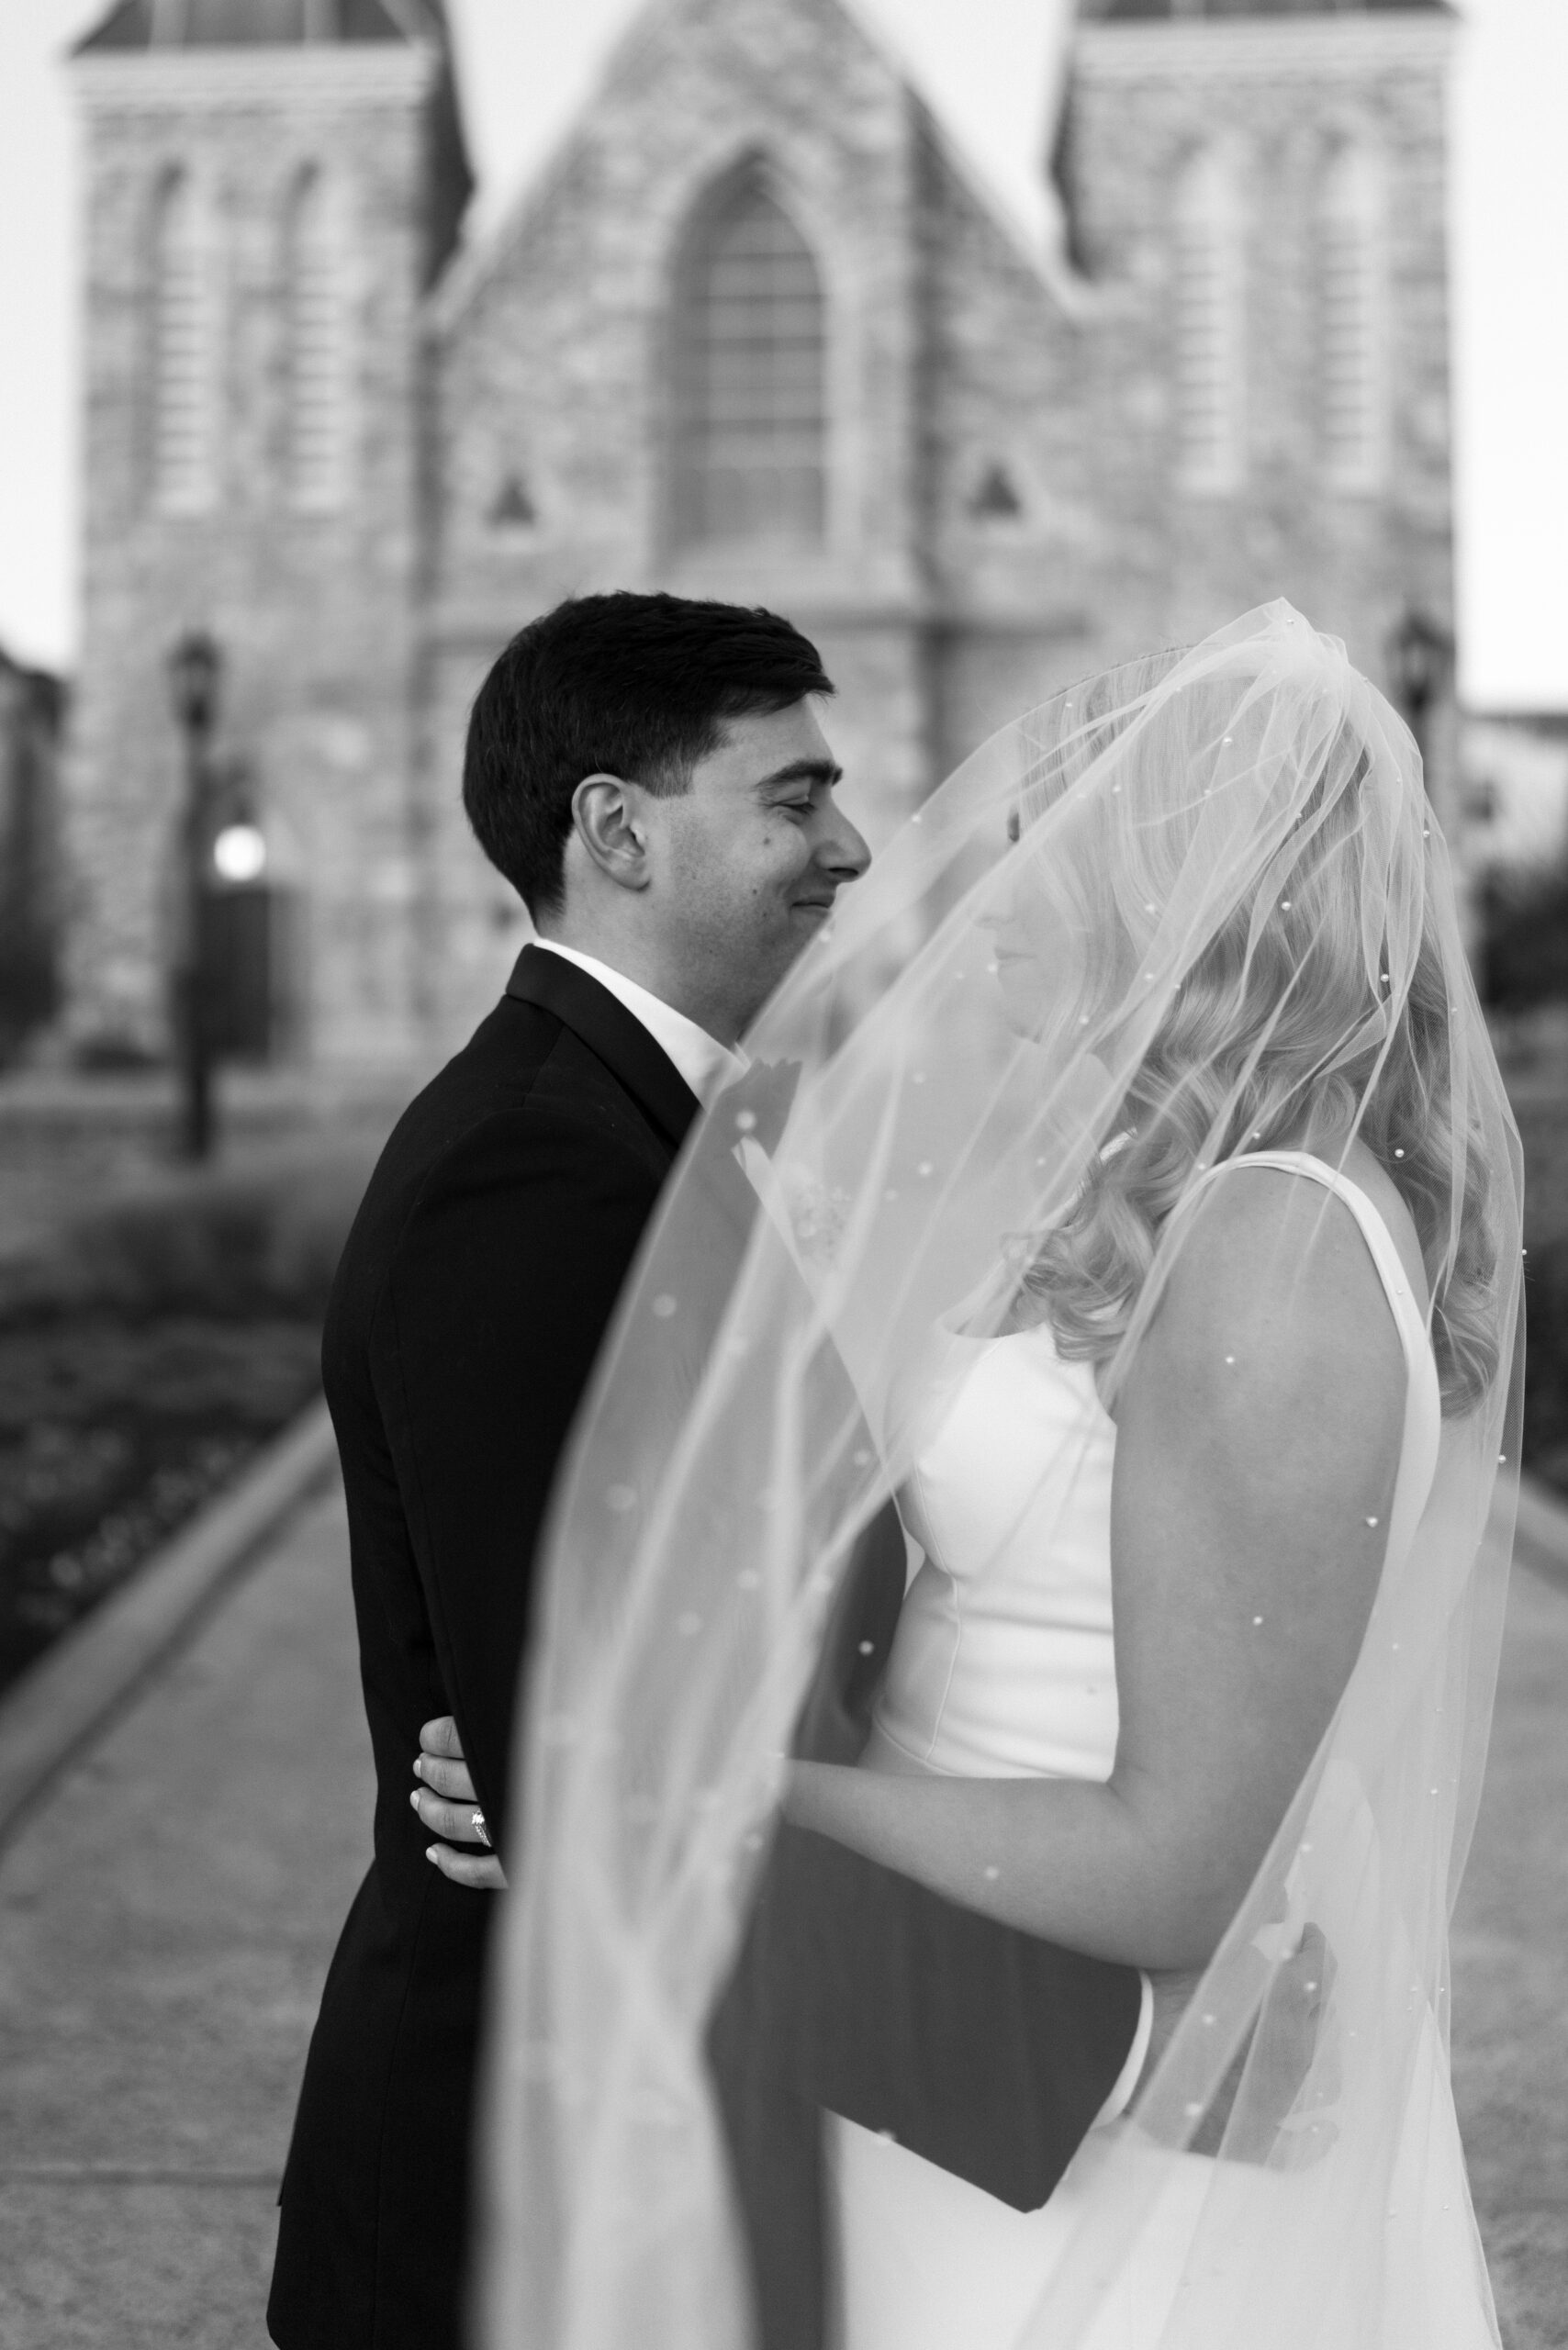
top-left (650, 699), bottom-right (870, 1031)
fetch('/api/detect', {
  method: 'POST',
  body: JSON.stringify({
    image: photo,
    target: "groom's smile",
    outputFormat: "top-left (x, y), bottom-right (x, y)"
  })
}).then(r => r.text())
top-left (648, 698), bottom-right (871, 1039)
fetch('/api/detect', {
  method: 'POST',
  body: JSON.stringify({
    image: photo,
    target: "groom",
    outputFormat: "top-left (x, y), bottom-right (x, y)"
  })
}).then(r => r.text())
top-left (268, 592), bottom-right (1147, 2350)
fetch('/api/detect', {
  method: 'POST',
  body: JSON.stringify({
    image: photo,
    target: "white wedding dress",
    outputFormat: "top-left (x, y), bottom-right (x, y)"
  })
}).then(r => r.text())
top-left (825, 1154), bottom-right (1484, 2350)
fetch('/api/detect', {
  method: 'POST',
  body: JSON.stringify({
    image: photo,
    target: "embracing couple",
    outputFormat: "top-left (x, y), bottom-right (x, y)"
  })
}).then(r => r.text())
top-left (270, 591), bottom-right (1517, 2350)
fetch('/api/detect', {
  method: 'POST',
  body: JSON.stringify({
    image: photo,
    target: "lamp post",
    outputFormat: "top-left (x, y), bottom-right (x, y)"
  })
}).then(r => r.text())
top-left (1385, 603), bottom-right (1482, 955)
top-left (1385, 607), bottom-right (1454, 784)
top-left (167, 629), bottom-right (222, 1160)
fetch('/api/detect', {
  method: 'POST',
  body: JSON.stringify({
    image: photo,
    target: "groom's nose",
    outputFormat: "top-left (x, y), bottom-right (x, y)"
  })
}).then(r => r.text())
top-left (819, 802), bottom-right (871, 885)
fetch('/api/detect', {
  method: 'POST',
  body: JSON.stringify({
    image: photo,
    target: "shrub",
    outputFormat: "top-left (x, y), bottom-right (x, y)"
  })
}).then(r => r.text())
top-left (1513, 1087), bottom-right (1568, 1496)
top-left (1481, 861), bottom-right (1568, 1013)
top-left (0, 1134), bottom-right (379, 1690)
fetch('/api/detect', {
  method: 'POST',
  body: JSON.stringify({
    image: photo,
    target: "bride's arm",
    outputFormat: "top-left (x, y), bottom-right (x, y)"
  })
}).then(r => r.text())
top-left (784, 1170), bottom-right (1406, 1971)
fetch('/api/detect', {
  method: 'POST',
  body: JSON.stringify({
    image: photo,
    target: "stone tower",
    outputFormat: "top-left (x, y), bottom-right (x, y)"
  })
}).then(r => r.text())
top-left (1058, 0), bottom-right (1459, 810)
top-left (66, 0), bottom-right (470, 1062)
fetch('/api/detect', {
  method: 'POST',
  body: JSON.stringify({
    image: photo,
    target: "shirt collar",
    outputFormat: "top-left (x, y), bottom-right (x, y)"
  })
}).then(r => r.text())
top-left (530, 941), bottom-right (748, 1109)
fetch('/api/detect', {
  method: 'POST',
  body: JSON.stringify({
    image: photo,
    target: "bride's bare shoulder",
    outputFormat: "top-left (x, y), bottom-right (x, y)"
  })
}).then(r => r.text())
top-left (1136, 1158), bottom-right (1408, 1435)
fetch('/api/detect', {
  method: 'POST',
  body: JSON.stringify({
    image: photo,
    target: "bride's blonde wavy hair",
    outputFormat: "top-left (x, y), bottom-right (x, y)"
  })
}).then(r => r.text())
top-left (1014, 684), bottom-right (1499, 1416)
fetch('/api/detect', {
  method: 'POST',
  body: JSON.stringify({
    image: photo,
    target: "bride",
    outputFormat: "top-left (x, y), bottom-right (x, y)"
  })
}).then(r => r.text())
top-left (476, 605), bottom-right (1521, 2348)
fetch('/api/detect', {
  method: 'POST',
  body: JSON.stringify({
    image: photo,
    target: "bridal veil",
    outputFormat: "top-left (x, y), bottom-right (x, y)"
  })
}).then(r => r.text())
top-left (477, 602), bottom-right (1521, 2347)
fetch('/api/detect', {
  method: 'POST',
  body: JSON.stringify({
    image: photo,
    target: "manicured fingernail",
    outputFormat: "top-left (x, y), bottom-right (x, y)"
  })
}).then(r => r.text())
top-left (409, 1788), bottom-right (420, 1809)
top-left (413, 1757), bottom-right (425, 1780)
top-left (425, 1846), bottom-right (440, 1863)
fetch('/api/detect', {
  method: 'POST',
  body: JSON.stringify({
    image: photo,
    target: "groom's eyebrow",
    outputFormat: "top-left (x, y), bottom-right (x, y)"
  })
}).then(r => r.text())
top-left (755, 757), bottom-right (844, 796)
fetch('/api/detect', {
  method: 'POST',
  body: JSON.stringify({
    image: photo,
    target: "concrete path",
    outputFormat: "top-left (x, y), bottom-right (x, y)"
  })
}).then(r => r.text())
top-left (0, 1483), bottom-right (372, 2349)
top-left (0, 1483), bottom-right (1562, 2348)
top-left (1451, 1555), bottom-right (1568, 2350)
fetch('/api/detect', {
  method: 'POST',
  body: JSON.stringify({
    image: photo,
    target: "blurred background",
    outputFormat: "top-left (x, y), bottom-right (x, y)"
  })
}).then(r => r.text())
top-left (0, 2), bottom-right (1563, 2344)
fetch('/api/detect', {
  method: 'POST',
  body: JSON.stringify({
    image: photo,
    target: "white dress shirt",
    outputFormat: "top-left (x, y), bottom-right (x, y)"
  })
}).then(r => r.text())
top-left (531, 939), bottom-right (747, 1108)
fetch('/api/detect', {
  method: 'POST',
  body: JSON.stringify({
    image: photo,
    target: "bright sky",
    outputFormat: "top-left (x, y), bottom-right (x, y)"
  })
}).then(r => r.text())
top-left (0, 0), bottom-right (1562, 707)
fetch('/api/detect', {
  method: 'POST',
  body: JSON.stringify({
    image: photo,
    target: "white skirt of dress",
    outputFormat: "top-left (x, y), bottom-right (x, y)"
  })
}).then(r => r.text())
top-left (826, 1998), bottom-right (1495, 2350)
top-left (827, 2114), bottom-right (1217, 2350)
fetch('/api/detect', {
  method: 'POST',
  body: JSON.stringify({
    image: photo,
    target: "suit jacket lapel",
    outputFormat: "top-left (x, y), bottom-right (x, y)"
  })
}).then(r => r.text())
top-left (504, 944), bottom-right (702, 1155)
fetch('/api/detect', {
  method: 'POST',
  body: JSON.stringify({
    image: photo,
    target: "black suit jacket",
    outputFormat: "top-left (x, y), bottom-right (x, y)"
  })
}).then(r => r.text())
top-left (269, 946), bottom-right (1142, 2350)
top-left (269, 947), bottom-right (700, 2350)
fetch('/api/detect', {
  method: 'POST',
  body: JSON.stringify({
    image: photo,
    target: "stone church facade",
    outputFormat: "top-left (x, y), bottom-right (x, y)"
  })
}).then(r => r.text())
top-left (66, 0), bottom-right (1458, 1067)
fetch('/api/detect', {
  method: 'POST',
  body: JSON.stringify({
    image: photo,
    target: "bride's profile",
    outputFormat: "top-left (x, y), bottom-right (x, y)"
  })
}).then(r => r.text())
top-left (478, 603), bottom-right (1521, 2348)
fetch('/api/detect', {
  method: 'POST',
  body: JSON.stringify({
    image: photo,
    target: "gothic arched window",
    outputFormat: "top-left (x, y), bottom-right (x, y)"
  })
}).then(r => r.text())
top-left (1171, 146), bottom-right (1246, 495)
top-left (1318, 143), bottom-right (1387, 493)
top-left (672, 173), bottom-right (826, 545)
top-left (151, 168), bottom-right (218, 513)
top-left (285, 165), bottom-right (351, 512)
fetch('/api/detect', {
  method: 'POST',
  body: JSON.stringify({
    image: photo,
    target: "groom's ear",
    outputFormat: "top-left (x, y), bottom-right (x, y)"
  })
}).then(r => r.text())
top-left (570, 773), bottom-right (653, 894)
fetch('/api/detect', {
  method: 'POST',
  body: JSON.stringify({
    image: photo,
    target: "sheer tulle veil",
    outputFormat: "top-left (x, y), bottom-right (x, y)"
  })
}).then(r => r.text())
top-left (476, 602), bottom-right (1522, 2347)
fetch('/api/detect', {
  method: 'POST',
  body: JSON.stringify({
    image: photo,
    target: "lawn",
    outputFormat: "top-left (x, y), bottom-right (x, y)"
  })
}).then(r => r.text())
top-left (0, 1315), bottom-right (323, 1692)
top-left (0, 1143), bottom-right (374, 1698)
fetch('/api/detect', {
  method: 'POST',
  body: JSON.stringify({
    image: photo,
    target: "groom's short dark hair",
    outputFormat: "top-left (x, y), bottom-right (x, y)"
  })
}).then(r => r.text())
top-left (463, 591), bottom-right (835, 915)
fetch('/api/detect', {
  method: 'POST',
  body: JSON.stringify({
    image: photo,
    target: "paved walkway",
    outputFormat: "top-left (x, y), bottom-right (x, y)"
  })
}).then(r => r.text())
top-left (1451, 1552), bottom-right (1568, 2349)
top-left (0, 1484), bottom-right (1562, 2348)
top-left (0, 1484), bottom-right (373, 2348)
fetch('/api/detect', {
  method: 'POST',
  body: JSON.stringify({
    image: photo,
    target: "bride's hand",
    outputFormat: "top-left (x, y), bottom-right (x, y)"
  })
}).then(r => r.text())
top-left (412, 1716), bottom-right (509, 1889)
top-left (1142, 1923), bottom-right (1338, 2161)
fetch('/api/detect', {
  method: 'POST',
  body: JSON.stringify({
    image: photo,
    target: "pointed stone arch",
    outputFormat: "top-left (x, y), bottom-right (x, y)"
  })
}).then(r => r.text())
top-left (285, 161), bottom-right (352, 512)
top-left (150, 163), bottom-right (219, 513)
top-left (1317, 138), bottom-right (1387, 493)
top-left (668, 158), bottom-right (827, 547)
top-left (1171, 142), bottom-right (1246, 495)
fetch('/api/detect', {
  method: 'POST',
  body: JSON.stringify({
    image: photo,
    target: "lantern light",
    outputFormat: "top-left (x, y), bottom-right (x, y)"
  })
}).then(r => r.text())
top-left (213, 822), bottom-right (267, 884)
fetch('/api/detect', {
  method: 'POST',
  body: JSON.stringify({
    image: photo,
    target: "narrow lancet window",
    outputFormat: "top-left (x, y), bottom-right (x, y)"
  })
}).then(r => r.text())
top-left (151, 169), bottom-right (218, 514)
top-left (1172, 147), bottom-right (1245, 495)
top-left (286, 165), bottom-right (351, 513)
top-left (672, 172), bottom-right (826, 545)
top-left (1318, 144), bottom-right (1387, 494)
